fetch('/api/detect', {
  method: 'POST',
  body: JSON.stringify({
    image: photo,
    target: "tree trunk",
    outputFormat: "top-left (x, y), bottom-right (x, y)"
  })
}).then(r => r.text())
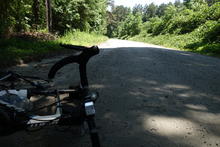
top-left (33, 0), bottom-right (40, 29)
top-left (45, 0), bottom-right (52, 32)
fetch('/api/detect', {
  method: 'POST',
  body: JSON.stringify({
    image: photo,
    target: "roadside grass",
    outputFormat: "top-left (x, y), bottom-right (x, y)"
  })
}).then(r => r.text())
top-left (0, 31), bottom-right (108, 68)
top-left (130, 33), bottom-right (220, 57)
top-left (0, 38), bottom-right (61, 68)
top-left (58, 30), bottom-right (108, 46)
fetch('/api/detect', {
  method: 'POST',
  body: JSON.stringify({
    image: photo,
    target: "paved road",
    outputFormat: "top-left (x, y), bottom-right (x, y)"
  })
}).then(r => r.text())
top-left (1, 39), bottom-right (220, 147)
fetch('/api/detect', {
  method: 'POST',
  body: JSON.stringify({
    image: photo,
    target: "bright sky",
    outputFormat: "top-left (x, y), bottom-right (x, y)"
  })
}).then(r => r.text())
top-left (114, 0), bottom-right (182, 7)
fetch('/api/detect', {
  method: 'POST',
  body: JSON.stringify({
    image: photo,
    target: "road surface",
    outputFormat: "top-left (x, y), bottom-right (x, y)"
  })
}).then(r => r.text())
top-left (1, 39), bottom-right (220, 147)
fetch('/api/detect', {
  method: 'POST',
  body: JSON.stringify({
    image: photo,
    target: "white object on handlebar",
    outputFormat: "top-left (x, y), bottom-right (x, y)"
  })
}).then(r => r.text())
top-left (0, 90), bottom-right (28, 99)
top-left (0, 89), bottom-right (31, 112)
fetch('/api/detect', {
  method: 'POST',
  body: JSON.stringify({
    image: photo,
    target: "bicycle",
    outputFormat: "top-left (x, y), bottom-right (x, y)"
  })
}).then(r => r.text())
top-left (0, 44), bottom-right (101, 147)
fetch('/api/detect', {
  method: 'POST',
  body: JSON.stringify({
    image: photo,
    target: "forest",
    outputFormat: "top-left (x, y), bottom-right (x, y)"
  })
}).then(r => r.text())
top-left (0, 0), bottom-right (219, 67)
top-left (107, 0), bottom-right (220, 56)
top-left (0, 0), bottom-right (107, 35)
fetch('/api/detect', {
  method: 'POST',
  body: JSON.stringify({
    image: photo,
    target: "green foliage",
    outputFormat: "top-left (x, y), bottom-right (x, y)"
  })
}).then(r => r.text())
top-left (106, 0), bottom-right (220, 58)
top-left (132, 4), bottom-right (143, 15)
top-left (142, 17), bottom-right (163, 35)
top-left (58, 30), bottom-right (108, 46)
top-left (0, 0), bottom-right (32, 35)
top-left (128, 1), bottom-right (220, 57)
top-left (0, 0), bottom-right (48, 35)
top-left (117, 13), bottom-right (142, 39)
top-left (53, 0), bottom-right (107, 34)
top-left (0, 38), bottom-right (60, 67)
top-left (156, 3), bottom-right (169, 17)
top-left (207, 2), bottom-right (220, 20)
top-left (106, 5), bottom-right (131, 37)
top-left (191, 20), bottom-right (219, 40)
top-left (130, 32), bottom-right (220, 56)
top-left (197, 43), bottom-right (220, 55)
top-left (0, 0), bottom-right (108, 36)
top-left (112, 5), bottom-right (131, 22)
top-left (130, 33), bottom-right (197, 50)
top-left (13, 1), bottom-right (33, 32)
top-left (142, 3), bottom-right (158, 22)
top-left (204, 23), bottom-right (220, 43)
top-left (164, 7), bottom-right (209, 34)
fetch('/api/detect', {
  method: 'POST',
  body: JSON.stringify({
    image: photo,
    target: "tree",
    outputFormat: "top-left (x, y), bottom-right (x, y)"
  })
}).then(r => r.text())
top-left (142, 4), bottom-right (148, 22)
top-left (174, 0), bottom-right (183, 8)
top-left (184, 0), bottom-right (207, 8)
top-left (32, 0), bottom-right (40, 29)
top-left (143, 3), bottom-right (158, 21)
top-left (156, 3), bottom-right (168, 17)
top-left (45, 0), bottom-right (52, 32)
top-left (53, 0), bottom-right (107, 33)
top-left (0, 0), bottom-right (109, 36)
top-left (112, 5), bottom-right (131, 22)
top-left (0, 0), bottom-right (37, 37)
top-left (183, 0), bottom-right (191, 8)
top-left (106, 5), bottom-right (131, 37)
top-left (106, 11), bottom-right (115, 37)
top-left (117, 13), bottom-right (142, 38)
top-left (107, 0), bottom-right (115, 11)
top-left (0, 0), bottom-right (14, 37)
top-left (205, 0), bottom-right (219, 5)
top-left (132, 4), bottom-right (143, 15)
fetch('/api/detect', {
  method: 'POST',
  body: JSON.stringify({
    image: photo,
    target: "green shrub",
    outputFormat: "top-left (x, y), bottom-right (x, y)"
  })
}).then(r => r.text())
top-left (203, 22), bottom-right (220, 43)
top-left (198, 43), bottom-right (220, 55)
top-left (58, 30), bottom-right (108, 46)
top-left (191, 20), bottom-right (218, 38)
top-left (207, 2), bottom-right (220, 20)
top-left (117, 13), bottom-right (142, 39)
